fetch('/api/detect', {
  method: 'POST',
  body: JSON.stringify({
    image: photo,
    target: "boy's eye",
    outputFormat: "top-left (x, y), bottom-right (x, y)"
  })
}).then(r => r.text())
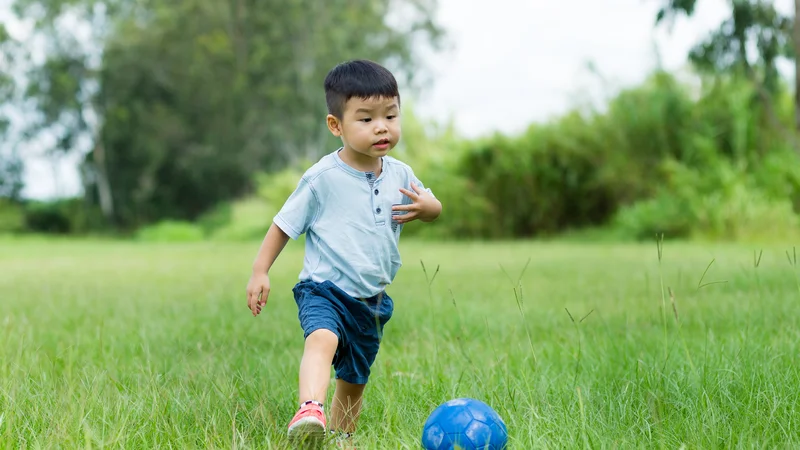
top-left (387, 115), bottom-right (396, 120)
top-left (360, 118), bottom-right (371, 122)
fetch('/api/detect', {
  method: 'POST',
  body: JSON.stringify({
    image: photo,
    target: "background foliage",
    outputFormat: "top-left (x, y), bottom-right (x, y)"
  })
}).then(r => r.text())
top-left (2, 0), bottom-right (800, 242)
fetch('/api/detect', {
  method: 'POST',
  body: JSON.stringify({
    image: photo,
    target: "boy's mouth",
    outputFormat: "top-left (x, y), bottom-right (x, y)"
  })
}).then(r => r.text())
top-left (373, 138), bottom-right (390, 149)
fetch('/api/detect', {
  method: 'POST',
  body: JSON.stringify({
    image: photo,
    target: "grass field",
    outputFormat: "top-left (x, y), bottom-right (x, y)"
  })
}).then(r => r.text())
top-left (2, 236), bottom-right (800, 448)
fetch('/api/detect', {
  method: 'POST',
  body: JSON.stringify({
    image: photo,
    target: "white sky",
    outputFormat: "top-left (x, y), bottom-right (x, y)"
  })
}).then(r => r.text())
top-left (2, 0), bottom-right (796, 199)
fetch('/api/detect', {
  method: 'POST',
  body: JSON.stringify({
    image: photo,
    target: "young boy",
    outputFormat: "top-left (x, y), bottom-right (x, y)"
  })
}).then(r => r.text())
top-left (245, 59), bottom-right (442, 445)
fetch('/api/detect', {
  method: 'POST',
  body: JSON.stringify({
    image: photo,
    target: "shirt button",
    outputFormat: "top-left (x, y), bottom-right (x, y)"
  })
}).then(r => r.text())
top-left (374, 189), bottom-right (379, 195)
top-left (376, 208), bottom-right (382, 214)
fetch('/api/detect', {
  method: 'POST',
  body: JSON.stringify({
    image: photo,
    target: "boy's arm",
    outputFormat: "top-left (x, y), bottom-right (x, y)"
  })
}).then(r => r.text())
top-left (252, 222), bottom-right (290, 275)
top-left (246, 222), bottom-right (290, 316)
top-left (246, 173), bottom-right (318, 316)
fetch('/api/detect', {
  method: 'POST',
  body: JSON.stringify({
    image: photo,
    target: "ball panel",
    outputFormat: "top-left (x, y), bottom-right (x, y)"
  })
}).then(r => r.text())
top-left (489, 421), bottom-right (509, 449)
top-left (464, 401), bottom-right (493, 424)
top-left (464, 419), bottom-right (494, 449)
top-left (422, 423), bottom-right (446, 449)
top-left (438, 433), bottom-right (455, 449)
top-left (444, 398), bottom-right (471, 407)
top-left (449, 431), bottom-right (478, 450)
top-left (438, 409), bottom-right (475, 435)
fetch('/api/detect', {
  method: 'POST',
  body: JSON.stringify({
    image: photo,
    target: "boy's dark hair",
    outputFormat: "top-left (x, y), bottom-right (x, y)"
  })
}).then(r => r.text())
top-left (324, 59), bottom-right (400, 119)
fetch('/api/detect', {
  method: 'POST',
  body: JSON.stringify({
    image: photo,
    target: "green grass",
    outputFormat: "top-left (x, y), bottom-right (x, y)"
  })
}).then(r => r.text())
top-left (2, 237), bottom-right (800, 448)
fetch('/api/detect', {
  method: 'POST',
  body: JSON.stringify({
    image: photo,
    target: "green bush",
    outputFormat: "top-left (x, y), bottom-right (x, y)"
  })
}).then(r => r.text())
top-left (23, 201), bottom-right (72, 234)
top-left (0, 199), bottom-right (24, 233)
top-left (255, 166), bottom-right (306, 208)
top-left (612, 158), bottom-right (799, 241)
top-left (449, 70), bottom-right (800, 241)
top-left (208, 165), bottom-right (305, 241)
top-left (753, 150), bottom-right (800, 213)
top-left (404, 154), bottom-right (494, 240)
top-left (58, 198), bottom-right (108, 234)
top-left (20, 198), bottom-right (108, 235)
top-left (209, 198), bottom-right (275, 241)
top-left (135, 220), bottom-right (205, 242)
top-left (196, 202), bottom-right (233, 236)
top-left (453, 72), bottom-right (695, 239)
top-left (457, 112), bottom-right (620, 238)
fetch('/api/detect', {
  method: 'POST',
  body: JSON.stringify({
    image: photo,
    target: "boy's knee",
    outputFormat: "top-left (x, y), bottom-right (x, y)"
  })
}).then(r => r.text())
top-left (306, 328), bottom-right (339, 349)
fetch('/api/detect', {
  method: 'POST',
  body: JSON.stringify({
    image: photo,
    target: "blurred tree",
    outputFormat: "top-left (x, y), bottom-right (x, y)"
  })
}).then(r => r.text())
top-left (9, 0), bottom-right (445, 228)
top-left (795, 0), bottom-right (800, 131)
top-left (0, 155), bottom-right (25, 201)
top-left (655, 0), bottom-right (796, 134)
top-left (0, 23), bottom-right (11, 138)
top-left (0, 22), bottom-right (24, 201)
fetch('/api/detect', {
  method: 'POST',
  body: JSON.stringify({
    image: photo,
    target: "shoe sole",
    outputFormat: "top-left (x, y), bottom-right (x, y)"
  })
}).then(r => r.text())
top-left (287, 417), bottom-right (325, 446)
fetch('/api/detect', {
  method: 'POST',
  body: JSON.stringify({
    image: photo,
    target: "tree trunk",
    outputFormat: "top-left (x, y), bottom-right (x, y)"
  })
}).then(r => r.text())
top-left (93, 138), bottom-right (114, 221)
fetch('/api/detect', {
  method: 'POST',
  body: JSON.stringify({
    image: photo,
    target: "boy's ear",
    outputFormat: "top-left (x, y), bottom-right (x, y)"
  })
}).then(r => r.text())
top-left (326, 114), bottom-right (342, 136)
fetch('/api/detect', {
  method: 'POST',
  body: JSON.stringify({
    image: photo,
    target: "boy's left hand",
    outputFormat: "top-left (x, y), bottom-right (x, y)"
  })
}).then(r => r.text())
top-left (392, 183), bottom-right (442, 223)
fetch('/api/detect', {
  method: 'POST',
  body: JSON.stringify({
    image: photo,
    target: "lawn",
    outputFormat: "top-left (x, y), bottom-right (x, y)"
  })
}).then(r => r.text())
top-left (1, 237), bottom-right (799, 448)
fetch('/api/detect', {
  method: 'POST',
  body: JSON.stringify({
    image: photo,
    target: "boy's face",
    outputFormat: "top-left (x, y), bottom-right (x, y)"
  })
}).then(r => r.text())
top-left (327, 95), bottom-right (401, 160)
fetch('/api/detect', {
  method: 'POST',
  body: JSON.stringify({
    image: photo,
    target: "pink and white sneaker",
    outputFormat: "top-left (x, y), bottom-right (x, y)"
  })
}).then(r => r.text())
top-left (287, 401), bottom-right (326, 444)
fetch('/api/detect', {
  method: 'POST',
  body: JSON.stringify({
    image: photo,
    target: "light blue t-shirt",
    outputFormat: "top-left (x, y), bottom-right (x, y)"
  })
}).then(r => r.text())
top-left (273, 149), bottom-right (434, 299)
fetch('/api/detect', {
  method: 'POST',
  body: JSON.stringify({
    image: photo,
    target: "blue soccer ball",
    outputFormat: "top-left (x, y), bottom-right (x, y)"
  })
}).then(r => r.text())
top-left (421, 398), bottom-right (508, 450)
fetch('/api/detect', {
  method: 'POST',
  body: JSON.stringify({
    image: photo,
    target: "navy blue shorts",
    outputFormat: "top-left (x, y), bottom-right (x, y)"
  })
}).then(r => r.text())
top-left (292, 279), bottom-right (394, 385)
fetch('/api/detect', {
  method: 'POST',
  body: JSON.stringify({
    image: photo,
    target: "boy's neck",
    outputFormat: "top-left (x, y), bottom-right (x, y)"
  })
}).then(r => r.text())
top-left (338, 147), bottom-right (382, 175)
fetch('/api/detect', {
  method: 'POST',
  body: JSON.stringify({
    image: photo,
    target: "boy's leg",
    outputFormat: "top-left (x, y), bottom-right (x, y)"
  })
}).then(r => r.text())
top-left (298, 329), bottom-right (338, 404)
top-left (288, 328), bottom-right (338, 443)
top-left (330, 379), bottom-right (367, 434)
top-left (326, 287), bottom-right (393, 442)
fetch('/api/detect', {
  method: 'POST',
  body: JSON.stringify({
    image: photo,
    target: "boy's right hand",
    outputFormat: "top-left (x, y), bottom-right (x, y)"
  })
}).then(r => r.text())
top-left (246, 273), bottom-right (271, 316)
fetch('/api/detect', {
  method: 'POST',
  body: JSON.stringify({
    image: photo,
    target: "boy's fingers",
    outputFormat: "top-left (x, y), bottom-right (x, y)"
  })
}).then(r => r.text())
top-left (399, 188), bottom-right (418, 199)
top-left (247, 290), bottom-right (260, 314)
top-left (393, 212), bottom-right (417, 223)
top-left (392, 204), bottom-right (412, 211)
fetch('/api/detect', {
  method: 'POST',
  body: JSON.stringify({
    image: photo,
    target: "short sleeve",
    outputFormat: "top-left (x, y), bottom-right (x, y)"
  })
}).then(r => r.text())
top-left (273, 176), bottom-right (319, 240)
top-left (409, 169), bottom-right (435, 198)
